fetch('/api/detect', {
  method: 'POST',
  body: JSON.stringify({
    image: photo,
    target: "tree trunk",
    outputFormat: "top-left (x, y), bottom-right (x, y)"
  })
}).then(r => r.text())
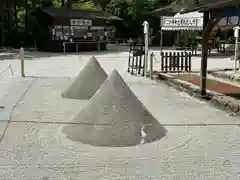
top-left (13, 0), bottom-right (17, 29)
top-left (67, 0), bottom-right (72, 8)
top-left (25, 0), bottom-right (28, 32)
top-left (7, 1), bottom-right (13, 31)
top-left (200, 12), bottom-right (221, 96)
top-left (61, 0), bottom-right (65, 8)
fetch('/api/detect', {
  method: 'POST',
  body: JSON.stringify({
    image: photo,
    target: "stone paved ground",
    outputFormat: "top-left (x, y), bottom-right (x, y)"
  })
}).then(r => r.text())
top-left (0, 48), bottom-right (240, 179)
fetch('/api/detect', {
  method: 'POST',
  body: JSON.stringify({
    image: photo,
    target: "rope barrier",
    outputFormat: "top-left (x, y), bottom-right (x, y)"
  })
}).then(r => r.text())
top-left (0, 65), bottom-right (14, 76)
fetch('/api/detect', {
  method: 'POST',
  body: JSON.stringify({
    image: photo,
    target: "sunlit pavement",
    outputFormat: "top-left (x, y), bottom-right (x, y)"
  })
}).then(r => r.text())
top-left (0, 49), bottom-right (240, 179)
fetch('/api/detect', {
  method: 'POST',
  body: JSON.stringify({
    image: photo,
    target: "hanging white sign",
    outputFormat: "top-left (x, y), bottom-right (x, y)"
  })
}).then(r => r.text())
top-left (161, 17), bottom-right (202, 28)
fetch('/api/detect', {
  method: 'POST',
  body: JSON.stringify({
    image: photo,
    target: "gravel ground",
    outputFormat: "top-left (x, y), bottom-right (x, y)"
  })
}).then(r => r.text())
top-left (0, 48), bottom-right (235, 77)
top-left (1, 123), bottom-right (240, 179)
top-left (0, 49), bottom-right (240, 179)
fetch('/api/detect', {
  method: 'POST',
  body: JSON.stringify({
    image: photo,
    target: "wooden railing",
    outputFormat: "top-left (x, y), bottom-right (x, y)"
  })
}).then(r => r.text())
top-left (62, 40), bottom-right (108, 53)
top-left (160, 52), bottom-right (192, 72)
top-left (127, 42), bottom-right (145, 76)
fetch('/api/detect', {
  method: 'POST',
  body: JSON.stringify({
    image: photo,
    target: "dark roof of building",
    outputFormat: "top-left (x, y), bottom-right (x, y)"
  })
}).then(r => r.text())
top-left (183, 0), bottom-right (240, 13)
top-left (150, 0), bottom-right (240, 16)
top-left (150, 1), bottom-right (184, 16)
top-left (40, 7), bottom-right (122, 21)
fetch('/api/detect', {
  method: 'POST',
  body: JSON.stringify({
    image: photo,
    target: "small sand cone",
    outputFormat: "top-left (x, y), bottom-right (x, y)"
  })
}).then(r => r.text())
top-left (62, 56), bottom-right (107, 99)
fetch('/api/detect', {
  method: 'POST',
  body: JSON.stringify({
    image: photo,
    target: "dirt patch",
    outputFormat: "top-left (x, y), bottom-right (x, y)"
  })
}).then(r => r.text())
top-left (174, 74), bottom-right (240, 99)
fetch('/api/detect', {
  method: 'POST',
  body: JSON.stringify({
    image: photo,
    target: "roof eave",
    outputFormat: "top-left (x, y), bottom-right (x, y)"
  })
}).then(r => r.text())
top-left (182, 0), bottom-right (240, 13)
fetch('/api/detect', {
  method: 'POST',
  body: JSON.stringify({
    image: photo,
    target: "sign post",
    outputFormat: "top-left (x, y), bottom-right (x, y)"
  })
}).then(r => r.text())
top-left (143, 21), bottom-right (149, 77)
top-left (234, 26), bottom-right (240, 72)
top-left (20, 47), bottom-right (25, 77)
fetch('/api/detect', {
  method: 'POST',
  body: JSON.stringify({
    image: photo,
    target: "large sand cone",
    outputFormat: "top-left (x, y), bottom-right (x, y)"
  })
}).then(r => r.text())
top-left (62, 69), bottom-right (166, 147)
top-left (61, 56), bottom-right (107, 99)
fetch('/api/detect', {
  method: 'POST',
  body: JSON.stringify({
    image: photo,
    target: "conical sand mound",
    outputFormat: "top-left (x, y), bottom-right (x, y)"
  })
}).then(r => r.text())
top-left (62, 56), bottom-right (107, 99)
top-left (62, 69), bottom-right (166, 147)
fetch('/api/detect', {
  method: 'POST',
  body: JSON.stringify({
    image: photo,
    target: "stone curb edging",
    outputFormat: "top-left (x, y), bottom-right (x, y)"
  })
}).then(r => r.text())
top-left (209, 71), bottom-right (240, 82)
top-left (154, 73), bottom-right (240, 115)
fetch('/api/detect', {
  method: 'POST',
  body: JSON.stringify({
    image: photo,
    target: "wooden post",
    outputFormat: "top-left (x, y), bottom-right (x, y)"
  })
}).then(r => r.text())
top-left (63, 43), bottom-right (66, 54)
top-left (185, 52), bottom-right (188, 72)
top-left (169, 52), bottom-right (172, 72)
top-left (200, 12), bottom-right (210, 96)
top-left (128, 44), bottom-right (132, 73)
top-left (177, 52), bottom-right (180, 72)
top-left (150, 52), bottom-right (154, 79)
top-left (136, 55), bottom-right (138, 73)
top-left (161, 52), bottom-right (164, 71)
top-left (165, 52), bottom-right (168, 72)
top-left (131, 55), bottom-right (135, 74)
top-left (76, 43), bottom-right (78, 52)
top-left (20, 47), bottom-right (25, 77)
top-left (189, 53), bottom-right (192, 72)
top-left (172, 52), bottom-right (176, 71)
top-left (200, 12), bottom-right (221, 96)
top-left (180, 52), bottom-right (184, 71)
top-left (98, 42), bottom-right (100, 51)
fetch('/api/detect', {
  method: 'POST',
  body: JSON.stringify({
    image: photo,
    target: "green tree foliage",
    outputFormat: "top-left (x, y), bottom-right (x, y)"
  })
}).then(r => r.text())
top-left (0, 0), bottom-right (182, 46)
top-left (105, 0), bottom-right (173, 19)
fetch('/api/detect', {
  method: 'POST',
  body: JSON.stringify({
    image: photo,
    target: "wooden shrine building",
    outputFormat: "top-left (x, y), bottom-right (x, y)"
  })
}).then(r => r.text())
top-left (33, 7), bottom-right (121, 52)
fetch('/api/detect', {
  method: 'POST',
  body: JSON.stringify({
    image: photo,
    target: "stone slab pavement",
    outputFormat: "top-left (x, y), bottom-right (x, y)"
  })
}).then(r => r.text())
top-left (0, 73), bottom-right (240, 179)
top-left (0, 49), bottom-right (240, 179)
top-left (1, 123), bottom-right (240, 179)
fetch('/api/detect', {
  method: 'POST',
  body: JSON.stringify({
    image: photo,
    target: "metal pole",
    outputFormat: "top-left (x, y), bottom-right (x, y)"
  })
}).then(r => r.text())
top-left (234, 27), bottom-right (239, 73)
top-left (20, 47), bottom-right (25, 77)
top-left (160, 18), bottom-right (163, 58)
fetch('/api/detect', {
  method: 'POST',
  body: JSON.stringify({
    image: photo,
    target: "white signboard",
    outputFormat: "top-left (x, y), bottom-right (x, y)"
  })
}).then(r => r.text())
top-left (161, 16), bottom-right (203, 31)
top-left (70, 19), bottom-right (92, 26)
top-left (90, 26), bottom-right (104, 30)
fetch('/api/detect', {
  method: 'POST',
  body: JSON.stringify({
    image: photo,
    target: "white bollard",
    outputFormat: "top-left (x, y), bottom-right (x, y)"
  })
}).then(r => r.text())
top-left (143, 21), bottom-right (149, 77)
top-left (20, 47), bottom-right (25, 77)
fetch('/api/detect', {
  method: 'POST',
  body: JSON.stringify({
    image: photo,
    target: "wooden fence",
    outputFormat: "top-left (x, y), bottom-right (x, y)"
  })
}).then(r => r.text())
top-left (160, 52), bottom-right (192, 72)
top-left (127, 43), bottom-right (145, 76)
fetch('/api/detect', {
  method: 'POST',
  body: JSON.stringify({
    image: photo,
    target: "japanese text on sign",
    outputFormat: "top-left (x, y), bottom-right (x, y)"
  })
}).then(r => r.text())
top-left (161, 17), bottom-right (201, 27)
